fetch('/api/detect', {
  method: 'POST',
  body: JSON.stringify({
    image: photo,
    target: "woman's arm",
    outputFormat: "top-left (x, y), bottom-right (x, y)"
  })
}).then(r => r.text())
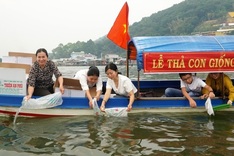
top-left (25, 85), bottom-right (35, 101)
top-left (57, 76), bottom-right (64, 94)
top-left (100, 88), bottom-right (111, 111)
top-left (95, 77), bottom-right (103, 101)
top-left (95, 90), bottom-right (102, 101)
top-left (224, 77), bottom-right (234, 105)
top-left (85, 90), bottom-right (93, 108)
top-left (127, 90), bottom-right (135, 112)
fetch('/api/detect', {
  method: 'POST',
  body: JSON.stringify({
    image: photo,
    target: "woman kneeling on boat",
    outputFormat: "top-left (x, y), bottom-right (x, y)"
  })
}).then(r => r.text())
top-left (74, 66), bottom-right (103, 108)
top-left (100, 62), bottom-right (137, 112)
top-left (202, 73), bottom-right (234, 105)
top-left (25, 48), bottom-right (64, 100)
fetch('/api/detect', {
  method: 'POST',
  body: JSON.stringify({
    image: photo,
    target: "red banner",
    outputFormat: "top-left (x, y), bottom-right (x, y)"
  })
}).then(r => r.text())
top-left (143, 51), bottom-right (234, 73)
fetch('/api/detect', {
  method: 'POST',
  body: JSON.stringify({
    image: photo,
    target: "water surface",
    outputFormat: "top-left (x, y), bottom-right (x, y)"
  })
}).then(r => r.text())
top-left (1, 66), bottom-right (233, 155)
top-left (0, 112), bottom-right (234, 155)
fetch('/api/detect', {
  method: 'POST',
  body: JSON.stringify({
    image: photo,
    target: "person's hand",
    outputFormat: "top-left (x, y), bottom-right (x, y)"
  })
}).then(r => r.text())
top-left (208, 92), bottom-right (215, 98)
top-left (127, 104), bottom-right (132, 112)
top-left (100, 104), bottom-right (105, 112)
top-left (227, 100), bottom-right (233, 105)
top-left (24, 95), bottom-right (31, 101)
top-left (89, 100), bottom-right (93, 108)
top-left (189, 99), bottom-right (197, 108)
top-left (59, 86), bottom-right (65, 94)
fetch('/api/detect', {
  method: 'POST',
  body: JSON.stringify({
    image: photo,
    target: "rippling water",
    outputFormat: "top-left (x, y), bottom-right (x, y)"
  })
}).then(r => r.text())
top-left (1, 66), bottom-right (234, 155)
top-left (1, 112), bottom-right (234, 155)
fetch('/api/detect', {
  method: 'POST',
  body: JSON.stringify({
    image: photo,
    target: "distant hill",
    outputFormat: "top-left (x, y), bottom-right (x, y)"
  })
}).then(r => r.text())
top-left (51, 0), bottom-right (234, 59)
top-left (130, 0), bottom-right (234, 36)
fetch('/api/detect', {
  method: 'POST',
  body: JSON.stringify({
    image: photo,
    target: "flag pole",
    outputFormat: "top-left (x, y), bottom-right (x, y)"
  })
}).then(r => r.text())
top-left (126, 47), bottom-right (129, 77)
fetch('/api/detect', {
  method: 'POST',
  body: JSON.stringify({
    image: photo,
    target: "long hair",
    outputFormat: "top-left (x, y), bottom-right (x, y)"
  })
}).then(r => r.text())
top-left (105, 62), bottom-right (122, 74)
top-left (87, 66), bottom-right (100, 77)
top-left (36, 48), bottom-right (48, 57)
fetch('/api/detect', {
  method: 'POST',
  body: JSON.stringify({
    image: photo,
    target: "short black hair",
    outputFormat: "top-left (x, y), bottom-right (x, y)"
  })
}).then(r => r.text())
top-left (179, 73), bottom-right (192, 78)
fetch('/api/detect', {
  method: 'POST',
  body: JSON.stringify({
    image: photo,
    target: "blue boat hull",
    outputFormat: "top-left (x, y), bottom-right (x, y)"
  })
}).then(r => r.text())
top-left (0, 93), bottom-right (229, 117)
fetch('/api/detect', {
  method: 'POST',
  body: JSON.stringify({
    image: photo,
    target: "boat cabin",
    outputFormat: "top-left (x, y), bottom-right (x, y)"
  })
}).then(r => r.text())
top-left (127, 36), bottom-right (234, 99)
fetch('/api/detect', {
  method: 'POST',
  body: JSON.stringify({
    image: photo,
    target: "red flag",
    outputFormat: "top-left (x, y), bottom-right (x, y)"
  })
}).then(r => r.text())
top-left (107, 2), bottom-right (130, 50)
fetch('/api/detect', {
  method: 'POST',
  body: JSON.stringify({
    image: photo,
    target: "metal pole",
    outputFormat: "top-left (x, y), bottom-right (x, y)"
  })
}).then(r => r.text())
top-left (126, 50), bottom-right (129, 77)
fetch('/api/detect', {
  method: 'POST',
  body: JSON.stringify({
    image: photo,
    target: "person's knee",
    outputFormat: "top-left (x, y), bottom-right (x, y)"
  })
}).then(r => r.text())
top-left (165, 88), bottom-right (172, 97)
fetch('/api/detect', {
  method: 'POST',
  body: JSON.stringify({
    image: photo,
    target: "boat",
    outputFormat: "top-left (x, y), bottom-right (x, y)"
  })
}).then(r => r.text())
top-left (1, 35), bottom-right (234, 117)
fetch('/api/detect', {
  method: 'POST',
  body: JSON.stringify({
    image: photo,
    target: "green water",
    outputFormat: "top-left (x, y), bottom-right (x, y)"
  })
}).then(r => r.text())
top-left (0, 112), bottom-right (234, 155)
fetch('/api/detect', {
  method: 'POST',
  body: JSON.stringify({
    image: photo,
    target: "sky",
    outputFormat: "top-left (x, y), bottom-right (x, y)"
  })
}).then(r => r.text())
top-left (0, 0), bottom-right (184, 57)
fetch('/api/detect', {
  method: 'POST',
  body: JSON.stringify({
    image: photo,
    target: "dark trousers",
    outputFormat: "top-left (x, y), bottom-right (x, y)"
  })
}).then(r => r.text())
top-left (28, 85), bottom-right (54, 96)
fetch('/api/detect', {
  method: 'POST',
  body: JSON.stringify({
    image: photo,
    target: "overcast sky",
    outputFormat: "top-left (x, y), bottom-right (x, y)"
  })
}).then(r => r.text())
top-left (0, 0), bottom-right (184, 57)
